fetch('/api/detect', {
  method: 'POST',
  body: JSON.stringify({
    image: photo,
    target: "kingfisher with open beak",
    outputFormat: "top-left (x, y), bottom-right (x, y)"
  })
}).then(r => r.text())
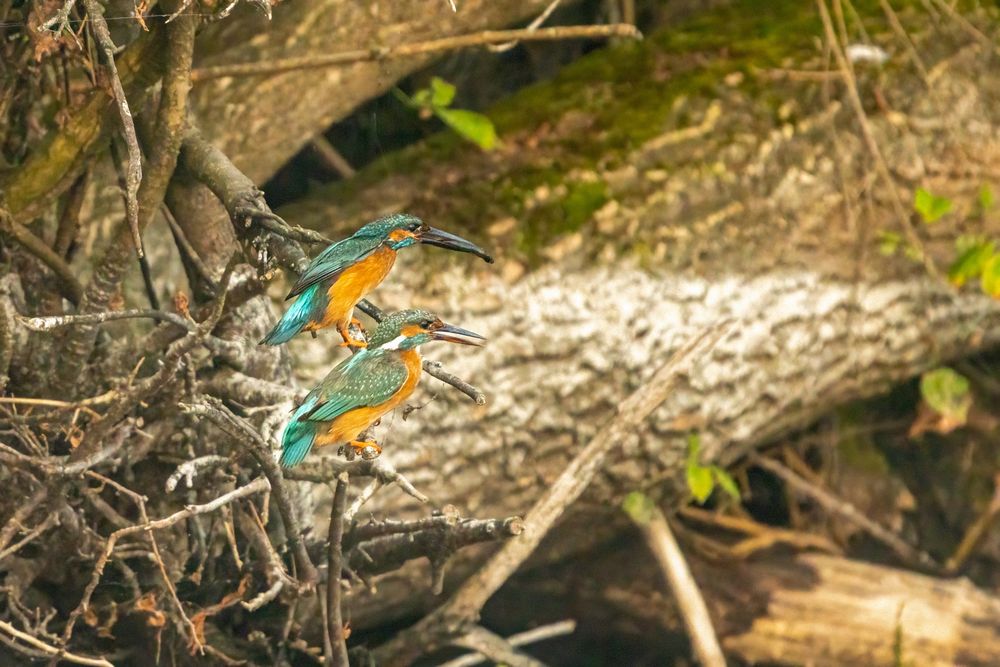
top-left (278, 309), bottom-right (485, 467)
top-left (261, 214), bottom-right (493, 347)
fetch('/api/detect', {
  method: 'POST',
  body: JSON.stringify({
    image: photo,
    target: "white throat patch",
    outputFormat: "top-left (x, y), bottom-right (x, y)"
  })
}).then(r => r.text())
top-left (380, 335), bottom-right (408, 351)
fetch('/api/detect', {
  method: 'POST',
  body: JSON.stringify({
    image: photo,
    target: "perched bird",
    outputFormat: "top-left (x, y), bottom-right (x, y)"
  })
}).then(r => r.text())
top-left (278, 309), bottom-right (485, 467)
top-left (261, 214), bottom-right (492, 347)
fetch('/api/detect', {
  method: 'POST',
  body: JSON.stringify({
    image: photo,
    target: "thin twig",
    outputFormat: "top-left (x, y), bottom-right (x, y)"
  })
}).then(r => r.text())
top-left (191, 24), bottom-right (642, 81)
top-left (750, 453), bottom-right (937, 569)
top-left (182, 397), bottom-right (319, 585)
top-left (0, 513), bottom-right (59, 562)
top-left (310, 136), bottom-right (356, 179)
top-left (285, 455), bottom-right (429, 505)
top-left (0, 620), bottom-right (112, 667)
top-left (17, 308), bottom-right (191, 332)
top-left (371, 322), bottom-right (731, 665)
top-left (945, 475), bottom-right (1000, 574)
top-left (82, 0), bottom-right (142, 258)
top-left (450, 627), bottom-right (546, 667)
top-left (165, 455), bottom-right (231, 492)
top-left (487, 0), bottom-right (562, 53)
top-left (61, 477), bottom-right (271, 645)
top-left (325, 473), bottom-right (350, 667)
top-left (437, 620), bottom-right (576, 667)
top-left (623, 494), bottom-right (725, 667)
top-left (816, 0), bottom-right (936, 277)
top-left (0, 205), bottom-right (83, 304)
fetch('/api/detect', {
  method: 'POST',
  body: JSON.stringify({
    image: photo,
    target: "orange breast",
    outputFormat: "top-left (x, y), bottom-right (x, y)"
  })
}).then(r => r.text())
top-left (315, 350), bottom-right (423, 448)
top-left (321, 246), bottom-right (397, 328)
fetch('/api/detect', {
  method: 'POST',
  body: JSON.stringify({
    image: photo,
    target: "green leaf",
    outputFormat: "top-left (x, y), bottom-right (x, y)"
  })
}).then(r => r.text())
top-left (981, 254), bottom-right (1000, 298)
top-left (435, 108), bottom-right (498, 150)
top-left (686, 464), bottom-right (714, 504)
top-left (712, 468), bottom-right (741, 502)
top-left (914, 187), bottom-right (952, 224)
top-left (979, 184), bottom-right (995, 211)
top-left (686, 432), bottom-right (701, 460)
top-left (428, 77), bottom-right (456, 108)
top-left (948, 240), bottom-right (995, 287)
top-left (878, 231), bottom-right (902, 256)
top-left (920, 367), bottom-right (971, 425)
top-left (622, 491), bottom-right (655, 524)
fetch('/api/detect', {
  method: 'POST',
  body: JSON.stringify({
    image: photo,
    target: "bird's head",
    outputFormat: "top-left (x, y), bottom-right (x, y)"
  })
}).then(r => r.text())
top-left (368, 309), bottom-right (485, 351)
top-left (355, 214), bottom-right (493, 262)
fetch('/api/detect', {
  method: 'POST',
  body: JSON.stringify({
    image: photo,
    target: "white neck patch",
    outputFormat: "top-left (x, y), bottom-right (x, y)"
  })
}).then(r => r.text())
top-left (380, 335), bottom-right (408, 351)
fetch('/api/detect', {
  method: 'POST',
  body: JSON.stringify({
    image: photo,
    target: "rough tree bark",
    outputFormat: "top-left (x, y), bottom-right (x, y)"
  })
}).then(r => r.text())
top-left (189, 0), bottom-right (552, 182)
top-left (259, 1), bottom-right (1000, 634)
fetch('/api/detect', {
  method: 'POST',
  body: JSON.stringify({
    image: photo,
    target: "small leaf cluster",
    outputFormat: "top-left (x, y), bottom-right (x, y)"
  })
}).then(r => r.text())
top-left (396, 77), bottom-right (498, 150)
top-left (919, 367), bottom-right (972, 429)
top-left (685, 434), bottom-right (740, 504)
top-left (879, 185), bottom-right (1000, 298)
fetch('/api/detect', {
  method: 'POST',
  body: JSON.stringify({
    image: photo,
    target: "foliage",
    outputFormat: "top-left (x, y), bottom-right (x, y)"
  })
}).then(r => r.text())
top-left (685, 434), bottom-right (740, 504)
top-left (919, 367), bottom-right (971, 428)
top-left (397, 77), bottom-right (498, 150)
top-left (882, 185), bottom-right (1000, 300)
top-left (913, 187), bottom-right (952, 224)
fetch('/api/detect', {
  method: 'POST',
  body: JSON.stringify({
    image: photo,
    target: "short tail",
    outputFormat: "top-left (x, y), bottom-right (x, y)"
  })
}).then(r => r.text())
top-left (279, 413), bottom-right (317, 468)
top-left (260, 284), bottom-right (322, 345)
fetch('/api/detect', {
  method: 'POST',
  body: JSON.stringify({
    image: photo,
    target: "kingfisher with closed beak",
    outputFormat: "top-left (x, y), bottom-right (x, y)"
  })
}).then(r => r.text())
top-left (261, 214), bottom-right (493, 348)
top-left (278, 309), bottom-right (485, 467)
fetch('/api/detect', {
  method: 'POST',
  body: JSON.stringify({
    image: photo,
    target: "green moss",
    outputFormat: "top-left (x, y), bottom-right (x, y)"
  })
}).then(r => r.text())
top-left (298, 0), bottom-right (944, 256)
top-left (516, 179), bottom-right (608, 256)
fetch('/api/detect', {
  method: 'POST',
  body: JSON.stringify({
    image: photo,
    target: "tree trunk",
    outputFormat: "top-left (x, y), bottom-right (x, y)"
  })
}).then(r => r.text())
top-left (499, 540), bottom-right (1000, 666)
top-left (261, 1), bottom-right (1000, 630)
top-left (189, 0), bottom-right (552, 182)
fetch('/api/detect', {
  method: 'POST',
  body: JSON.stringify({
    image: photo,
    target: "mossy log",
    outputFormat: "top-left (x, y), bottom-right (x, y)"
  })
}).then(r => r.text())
top-left (267, 0), bottom-right (1000, 641)
top-left (189, 0), bottom-right (552, 183)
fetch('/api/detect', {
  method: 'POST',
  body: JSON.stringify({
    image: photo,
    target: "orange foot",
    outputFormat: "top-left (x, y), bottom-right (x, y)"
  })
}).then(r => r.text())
top-left (340, 440), bottom-right (382, 461)
top-left (336, 322), bottom-right (368, 349)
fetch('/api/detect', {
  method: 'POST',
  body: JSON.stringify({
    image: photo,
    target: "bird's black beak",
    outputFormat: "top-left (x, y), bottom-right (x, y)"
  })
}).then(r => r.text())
top-left (431, 323), bottom-right (486, 346)
top-left (418, 226), bottom-right (494, 263)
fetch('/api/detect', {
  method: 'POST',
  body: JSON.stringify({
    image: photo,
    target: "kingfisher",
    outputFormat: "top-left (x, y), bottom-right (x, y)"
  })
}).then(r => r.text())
top-left (278, 309), bottom-right (485, 467)
top-left (261, 214), bottom-right (492, 348)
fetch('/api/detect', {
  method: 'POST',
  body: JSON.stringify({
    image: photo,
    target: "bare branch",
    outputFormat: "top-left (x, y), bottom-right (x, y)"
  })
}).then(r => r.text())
top-left (623, 493), bottom-right (725, 667)
top-left (372, 322), bottom-right (732, 665)
top-left (750, 453), bottom-right (938, 569)
top-left (181, 397), bottom-right (319, 585)
top-left (325, 472), bottom-right (350, 667)
top-left (191, 25), bottom-right (643, 81)
top-left (0, 619), bottom-right (112, 667)
top-left (82, 0), bottom-right (143, 258)
top-left (438, 621), bottom-right (577, 667)
top-left (0, 205), bottom-right (83, 305)
top-left (450, 626), bottom-right (547, 667)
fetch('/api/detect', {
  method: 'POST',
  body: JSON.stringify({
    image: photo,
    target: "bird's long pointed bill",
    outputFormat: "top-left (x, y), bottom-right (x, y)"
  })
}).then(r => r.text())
top-left (432, 323), bottom-right (486, 346)
top-left (419, 227), bottom-right (494, 263)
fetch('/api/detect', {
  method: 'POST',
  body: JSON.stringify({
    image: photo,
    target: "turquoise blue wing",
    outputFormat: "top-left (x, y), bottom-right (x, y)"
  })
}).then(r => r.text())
top-left (286, 235), bottom-right (383, 299)
top-left (300, 352), bottom-right (409, 423)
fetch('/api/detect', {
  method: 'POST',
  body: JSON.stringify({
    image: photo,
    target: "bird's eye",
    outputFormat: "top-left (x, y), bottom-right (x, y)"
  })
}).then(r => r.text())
top-left (420, 319), bottom-right (434, 329)
top-left (415, 222), bottom-right (428, 232)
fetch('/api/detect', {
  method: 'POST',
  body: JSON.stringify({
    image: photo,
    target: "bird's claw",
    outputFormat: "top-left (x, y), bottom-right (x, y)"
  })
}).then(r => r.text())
top-left (340, 439), bottom-right (381, 461)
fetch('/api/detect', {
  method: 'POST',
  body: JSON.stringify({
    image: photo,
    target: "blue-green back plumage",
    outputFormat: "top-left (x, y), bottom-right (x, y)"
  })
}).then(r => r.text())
top-left (301, 350), bottom-right (408, 422)
top-left (285, 214), bottom-right (423, 299)
top-left (278, 348), bottom-right (409, 467)
top-left (285, 235), bottom-right (383, 299)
